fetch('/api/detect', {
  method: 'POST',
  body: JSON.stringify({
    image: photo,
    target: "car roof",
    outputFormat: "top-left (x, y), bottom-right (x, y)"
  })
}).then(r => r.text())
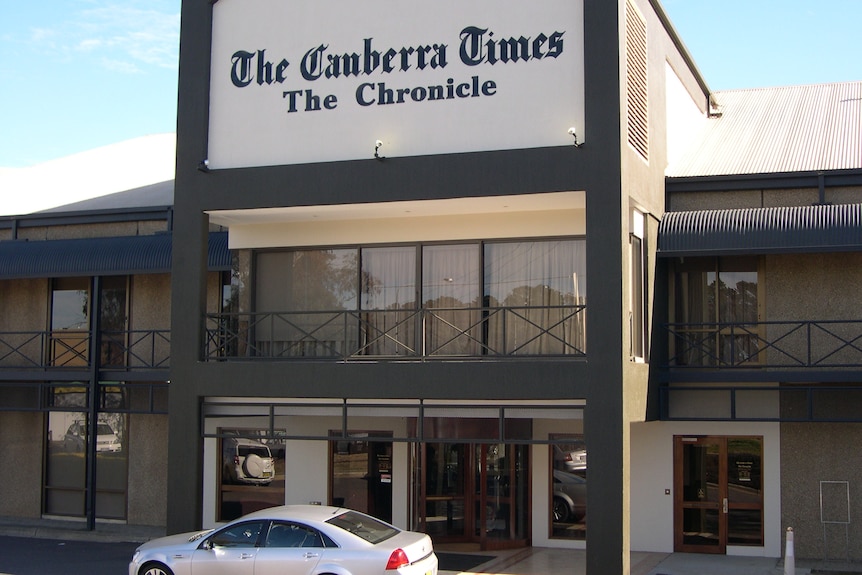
top-left (225, 437), bottom-right (268, 446)
top-left (239, 504), bottom-right (347, 523)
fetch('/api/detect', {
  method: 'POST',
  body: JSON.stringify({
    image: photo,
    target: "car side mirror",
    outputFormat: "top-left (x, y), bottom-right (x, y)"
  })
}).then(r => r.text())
top-left (201, 539), bottom-right (213, 551)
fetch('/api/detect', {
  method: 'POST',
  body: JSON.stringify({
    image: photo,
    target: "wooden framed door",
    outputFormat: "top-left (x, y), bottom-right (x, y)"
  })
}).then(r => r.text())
top-left (674, 435), bottom-right (765, 553)
top-left (674, 436), bottom-right (727, 553)
top-left (419, 442), bottom-right (529, 550)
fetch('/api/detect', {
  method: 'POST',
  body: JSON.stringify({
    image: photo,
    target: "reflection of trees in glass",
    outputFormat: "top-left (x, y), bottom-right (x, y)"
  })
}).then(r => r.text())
top-left (494, 285), bottom-right (575, 308)
top-left (705, 270), bottom-right (758, 323)
top-left (288, 250), bottom-right (358, 311)
top-left (361, 246), bottom-right (415, 311)
top-left (100, 278), bottom-right (127, 331)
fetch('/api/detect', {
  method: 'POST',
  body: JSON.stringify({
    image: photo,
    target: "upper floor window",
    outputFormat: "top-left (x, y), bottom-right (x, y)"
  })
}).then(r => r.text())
top-left (630, 209), bottom-right (648, 361)
top-left (50, 277), bottom-right (90, 367)
top-left (246, 239), bottom-right (586, 358)
top-left (672, 257), bottom-right (760, 366)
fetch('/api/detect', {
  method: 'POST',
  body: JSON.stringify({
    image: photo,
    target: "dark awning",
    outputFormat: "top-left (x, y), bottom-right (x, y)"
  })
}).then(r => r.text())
top-left (0, 231), bottom-right (230, 279)
top-left (658, 204), bottom-right (862, 257)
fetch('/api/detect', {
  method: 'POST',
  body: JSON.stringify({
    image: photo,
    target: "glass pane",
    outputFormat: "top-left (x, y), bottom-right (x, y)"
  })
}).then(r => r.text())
top-left (682, 508), bottom-right (720, 546)
top-left (100, 277), bottom-right (128, 366)
top-left (258, 249), bottom-right (358, 311)
top-left (727, 438), bottom-right (762, 504)
top-left (422, 245), bottom-right (481, 355)
top-left (51, 278), bottom-right (90, 367)
top-left (330, 435), bottom-right (392, 522)
top-left (728, 509), bottom-right (763, 546)
top-left (360, 247), bottom-right (416, 355)
top-left (682, 443), bottom-right (719, 503)
top-left (52, 278), bottom-right (89, 330)
top-left (45, 412), bottom-right (87, 516)
top-left (484, 240), bottom-right (586, 355)
top-left (424, 443), bottom-right (465, 538)
top-left (255, 250), bottom-right (358, 357)
top-left (218, 428), bottom-right (286, 522)
top-left (550, 434), bottom-right (587, 540)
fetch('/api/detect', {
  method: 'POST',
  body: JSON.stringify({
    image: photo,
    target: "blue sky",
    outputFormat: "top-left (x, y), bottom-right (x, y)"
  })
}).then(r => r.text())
top-left (0, 0), bottom-right (859, 168)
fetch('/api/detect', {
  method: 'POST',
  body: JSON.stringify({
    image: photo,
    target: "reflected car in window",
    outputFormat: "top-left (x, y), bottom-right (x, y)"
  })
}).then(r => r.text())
top-left (129, 504), bottom-right (438, 575)
top-left (63, 421), bottom-right (122, 453)
top-left (222, 437), bottom-right (275, 485)
top-left (553, 444), bottom-right (587, 472)
top-left (552, 469), bottom-right (586, 523)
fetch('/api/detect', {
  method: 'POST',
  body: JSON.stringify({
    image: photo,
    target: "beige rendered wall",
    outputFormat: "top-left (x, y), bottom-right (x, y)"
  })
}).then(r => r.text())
top-left (127, 414), bottom-right (169, 526)
top-left (781, 423), bottom-right (862, 561)
top-left (668, 186), bottom-right (861, 212)
top-left (0, 412), bottom-right (43, 517)
top-left (0, 278), bottom-right (48, 331)
top-left (765, 252), bottom-right (862, 321)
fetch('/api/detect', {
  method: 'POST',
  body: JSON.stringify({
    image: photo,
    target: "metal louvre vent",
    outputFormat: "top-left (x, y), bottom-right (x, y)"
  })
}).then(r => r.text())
top-left (625, 0), bottom-right (649, 161)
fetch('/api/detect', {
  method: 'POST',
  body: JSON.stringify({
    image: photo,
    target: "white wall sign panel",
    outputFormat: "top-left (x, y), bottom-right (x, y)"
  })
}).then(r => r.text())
top-left (208, 0), bottom-right (585, 169)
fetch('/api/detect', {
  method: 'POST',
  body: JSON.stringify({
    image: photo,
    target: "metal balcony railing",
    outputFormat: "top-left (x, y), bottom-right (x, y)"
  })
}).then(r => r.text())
top-left (204, 305), bottom-right (587, 360)
top-left (664, 320), bottom-right (862, 369)
top-left (0, 329), bottom-right (171, 370)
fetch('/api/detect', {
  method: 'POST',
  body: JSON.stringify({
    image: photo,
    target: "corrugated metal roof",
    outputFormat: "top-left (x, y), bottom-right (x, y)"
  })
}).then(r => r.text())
top-left (0, 232), bottom-right (230, 279)
top-left (657, 203), bottom-right (862, 257)
top-left (37, 180), bottom-right (174, 214)
top-left (667, 82), bottom-right (862, 177)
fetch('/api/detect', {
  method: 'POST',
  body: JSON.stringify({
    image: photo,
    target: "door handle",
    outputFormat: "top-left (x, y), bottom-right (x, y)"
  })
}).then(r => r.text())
top-left (240, 553), bottom-right (254, 559)
top-left (304, 552), bottom-right (320, 559)
top-left (722, 498), bottom-right (728, 514)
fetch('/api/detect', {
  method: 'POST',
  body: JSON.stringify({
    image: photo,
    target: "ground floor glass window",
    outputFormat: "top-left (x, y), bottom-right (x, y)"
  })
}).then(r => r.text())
top-left (550, 434), bottom-right (587, 540)
top-left (218, 428), bottom-right (286, 521)
top-left (44, 411), bottom-right (127, 519)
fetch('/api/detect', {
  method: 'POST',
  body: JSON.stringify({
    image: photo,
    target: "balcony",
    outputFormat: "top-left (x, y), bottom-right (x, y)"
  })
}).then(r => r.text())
top-left (204, 305), bottom-right (586, 360)
top-left (0, 329), bottom-right (171, 370)
top-left (663, 320), bottom-right (862, 371)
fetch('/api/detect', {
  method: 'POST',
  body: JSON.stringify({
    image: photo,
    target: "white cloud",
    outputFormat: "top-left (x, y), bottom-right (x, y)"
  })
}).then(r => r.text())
top-left (25, 1), bottom-right (180, 73)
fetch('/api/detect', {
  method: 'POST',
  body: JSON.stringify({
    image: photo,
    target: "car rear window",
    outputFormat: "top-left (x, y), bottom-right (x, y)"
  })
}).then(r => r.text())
top-left (326, 511), bottom-right (398, 544)
top-left (238, 446), bottom-right (271, 458)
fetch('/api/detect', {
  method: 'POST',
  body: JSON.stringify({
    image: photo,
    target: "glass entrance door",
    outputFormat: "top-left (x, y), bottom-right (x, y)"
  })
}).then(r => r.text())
top-left (674, 436), bottom-right (764, 553)
top-left (675, 436), bottom-right (725, 553)
top-left (421, 442), bottom-right (528, 550)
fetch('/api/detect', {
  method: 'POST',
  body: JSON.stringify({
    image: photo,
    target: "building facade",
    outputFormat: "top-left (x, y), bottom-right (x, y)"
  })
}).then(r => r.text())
top-left (639, 81), bottom-right (862, 560)
top-left (168, 1), bottom-right (700, 573)
top-left (0, 188), bottom-right (228, 530)
top-left (1, 1), bottom-right (859, 574)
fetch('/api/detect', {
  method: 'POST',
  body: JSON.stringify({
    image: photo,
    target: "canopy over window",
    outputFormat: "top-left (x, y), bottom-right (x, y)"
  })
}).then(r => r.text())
top-left (0, 231), bottom-right (229, 279)
top-left (658, 204), bottom-right (862, 257)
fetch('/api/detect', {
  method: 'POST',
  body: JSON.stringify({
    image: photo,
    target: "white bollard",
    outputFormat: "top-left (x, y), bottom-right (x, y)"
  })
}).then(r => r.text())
top-left (784, 527), bottom-right (795, 575)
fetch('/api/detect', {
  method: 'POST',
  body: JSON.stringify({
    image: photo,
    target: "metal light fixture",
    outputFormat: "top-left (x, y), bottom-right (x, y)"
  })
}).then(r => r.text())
top-left (374, 140), bottom-right (385, 160)
top-left (567, 127), bottom-right (583, 148)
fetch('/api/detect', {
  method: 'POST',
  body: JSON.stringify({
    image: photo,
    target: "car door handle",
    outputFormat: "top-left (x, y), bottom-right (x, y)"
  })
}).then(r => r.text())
top-left (304, 553), bottom-right (320, 559)
top-left (240, 553), bottom-right (255, 559)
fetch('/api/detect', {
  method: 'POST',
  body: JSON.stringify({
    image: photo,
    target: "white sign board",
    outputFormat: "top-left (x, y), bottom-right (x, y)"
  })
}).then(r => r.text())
top-left (208, 0), bottom-right (584, 169)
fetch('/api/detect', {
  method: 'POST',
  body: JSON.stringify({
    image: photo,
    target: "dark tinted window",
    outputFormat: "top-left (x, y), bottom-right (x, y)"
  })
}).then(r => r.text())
top-left (326, 511), bottom-right (398, 544)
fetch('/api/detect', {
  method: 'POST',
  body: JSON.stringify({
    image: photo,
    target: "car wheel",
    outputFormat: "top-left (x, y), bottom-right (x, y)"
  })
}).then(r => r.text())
top-left (140, 562), bottom-right (174, 575)
top-left (552, 497), bottom-right (570, 523)
top-left (243, 454), bottom-right (264, 478)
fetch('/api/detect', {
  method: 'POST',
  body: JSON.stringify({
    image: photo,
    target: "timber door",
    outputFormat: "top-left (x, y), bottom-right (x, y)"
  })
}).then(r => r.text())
top-left (674, 436), bottom-right (764, 553)
top-left (420, 442), bottom-right (529, 550)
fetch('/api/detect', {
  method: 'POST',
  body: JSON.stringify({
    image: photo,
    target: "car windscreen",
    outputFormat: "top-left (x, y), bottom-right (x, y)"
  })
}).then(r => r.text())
top-left (326, 511), bottom-right (398, 544)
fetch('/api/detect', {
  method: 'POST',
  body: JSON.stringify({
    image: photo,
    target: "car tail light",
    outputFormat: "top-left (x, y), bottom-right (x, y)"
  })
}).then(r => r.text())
top-left (385, 549), bottom-right (409, 570)
top-left (234, 456), bottom-right (240, 465)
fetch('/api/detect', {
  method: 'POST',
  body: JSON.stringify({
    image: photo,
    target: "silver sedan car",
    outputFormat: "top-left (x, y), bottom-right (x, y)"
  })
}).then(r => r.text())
top-left (129, 505), bottom-right (438, 575)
